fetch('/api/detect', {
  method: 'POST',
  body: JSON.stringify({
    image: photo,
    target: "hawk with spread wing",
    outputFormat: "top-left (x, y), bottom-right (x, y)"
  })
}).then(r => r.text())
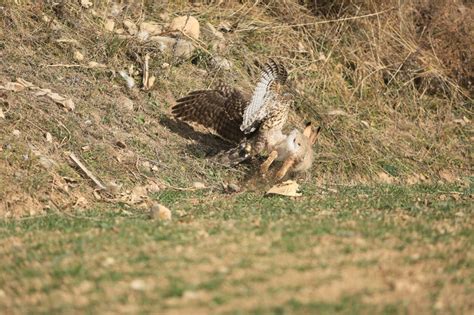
top-left (172, 59), bottom-right (290, 165)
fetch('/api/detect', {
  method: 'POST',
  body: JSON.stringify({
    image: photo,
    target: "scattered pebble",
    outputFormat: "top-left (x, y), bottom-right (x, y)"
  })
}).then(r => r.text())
top-left (73, 50), bottom-right (84, 61)
top-left (106, 181), bottom-right (121, 195)
top-left (123, 20), bottom-right (138, 36)
top-left (104, 19), bottom-right (115, 32)
top-left (139, 21), bottom-right (162, 36)
top-left (141, 161), bottom-right (151, 171)
top-left (169, 15), bottom-right (200, 39)
top-left (102, 257), bottom-right (115, 267)
top-left (45, 132), bottom-right (53, 142)
top-left (203, 22), bottom-right (224, 40)
top-left (109, 3), bottom-right (122, 17)
top-left (192, 182), bottom-right (206, 189)
top-left (38, 155), bottom-right (57, 169)
top-left (223, 182), bottom-right (241, 193)
top-left (130, 279), bottom-right (147, 291)
top-left (159, 12), bottom-right (170, 22)
top-left (137, 31), bottom-right (149, 41)
top-left (117, 95), bottom-right (134, 111)
top-left (150, 203), bottom-right (172, 221)
top-left (210, 56), bottom-right (232, 70)
top-left (12, 129), bottom-right (20, 137)
top-left (150, 36), bottom-right (177, 53)
top-left (80, 0), bottom-right (92, 9)
top-left (173, 39), bottom-right (195, 59)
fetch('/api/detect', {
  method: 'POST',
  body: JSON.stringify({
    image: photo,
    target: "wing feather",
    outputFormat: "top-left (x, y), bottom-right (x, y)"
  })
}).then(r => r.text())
top-left (240, 59), bottom-right (288, 134)
top-left (172, 84), bottom-right (249, 143)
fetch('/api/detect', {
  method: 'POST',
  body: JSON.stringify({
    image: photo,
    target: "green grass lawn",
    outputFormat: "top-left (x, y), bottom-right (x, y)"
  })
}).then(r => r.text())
top-left (1, 183), bottom-right (472, 314)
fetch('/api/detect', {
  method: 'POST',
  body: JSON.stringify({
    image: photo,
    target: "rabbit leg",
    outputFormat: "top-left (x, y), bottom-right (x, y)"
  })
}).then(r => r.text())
top-left (260, 150), bottom-right (278, 175)
top-left (276, 156), bottom-right (295, 180)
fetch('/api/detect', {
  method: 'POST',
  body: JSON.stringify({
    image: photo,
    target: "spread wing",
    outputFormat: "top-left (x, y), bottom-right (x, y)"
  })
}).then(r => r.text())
top-left (240, 59), bottom-right (288, 134)
top-left (172, 83), bottom-right (249, 143)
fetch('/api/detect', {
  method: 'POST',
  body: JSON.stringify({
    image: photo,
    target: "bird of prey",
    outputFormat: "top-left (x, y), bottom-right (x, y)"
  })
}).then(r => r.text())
top-left (172, 59), bottom-right (290, 165)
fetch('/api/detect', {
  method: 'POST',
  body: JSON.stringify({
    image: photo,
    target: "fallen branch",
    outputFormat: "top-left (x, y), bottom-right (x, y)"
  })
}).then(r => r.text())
top-left (142, 53), bottom-right (150, 89)
top-left (69, 152), bottom-right (107, 190)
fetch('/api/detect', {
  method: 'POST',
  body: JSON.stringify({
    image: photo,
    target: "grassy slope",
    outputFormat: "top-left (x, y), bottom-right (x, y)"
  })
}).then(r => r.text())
top-left (0, 1), bottom-right (473, 313)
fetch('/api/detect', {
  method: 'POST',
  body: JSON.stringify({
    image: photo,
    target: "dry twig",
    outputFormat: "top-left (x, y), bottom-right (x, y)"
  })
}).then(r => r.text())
top-left (69, 152), bottom-right (107, 190)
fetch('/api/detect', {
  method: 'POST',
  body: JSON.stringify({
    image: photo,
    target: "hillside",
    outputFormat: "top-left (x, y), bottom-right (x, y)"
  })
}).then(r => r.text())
top-left (0, 1), bottom-right (473, 313)
top-left (0, 0), bottom-right (472, 216)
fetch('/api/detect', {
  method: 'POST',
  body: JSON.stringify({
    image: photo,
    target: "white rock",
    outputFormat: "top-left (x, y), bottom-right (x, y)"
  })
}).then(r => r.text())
top-left (159, 12), bottom-right (170, 22)
top-left (104, 19), bottom-right (115, 32)
top-left (130, 279), bottom-right (147, 291)
top-left (38, 156), bottom-right (57, 169)
top-left (210, 56), bottom-right (232, 70)
top-left (173, 39), bottom-right (195, 59)
top-left (150, 36), bottom-right (177, 53)
top-left (73, 50), bottom-right (84, 61)
top-left (150, 203), bottom-right (172, 221)
top-left (45, 132), bottom-right (53, 143)
top-left (140, 21), bottom-right (162, 36)
top-left (169, 15), bottom-right (200, 39)
top-left (106, 181), bottom-right (122, 195)
top-left (109, 3), bottom-right (122, 17)
top-left (80, 0), bottom-right (93, 9)
top-left (142, 161), bottom-right (151, 171)
top-left (137, 31), bottom-right (149, 41)
top-left (123, 20), bottom-right (138, 36)
top-left (12, 129), bottom-right (20, 137)
top-left (102, 257), bottom-right (115, 267)
top-left (203, 22), bottom-right (224, 40)
top-left (117, 95), bottom-right (134, 111)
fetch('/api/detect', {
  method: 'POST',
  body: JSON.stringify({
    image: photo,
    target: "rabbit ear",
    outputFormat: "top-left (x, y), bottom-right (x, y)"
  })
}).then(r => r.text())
top-left (303, 122), bottom-right (312, 138)
top-left (310, 126), bottom-right (321, 145)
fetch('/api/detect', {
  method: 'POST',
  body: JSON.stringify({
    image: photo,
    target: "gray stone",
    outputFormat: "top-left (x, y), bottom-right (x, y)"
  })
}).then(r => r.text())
top-left (173, 39), bottom-right (195, 59)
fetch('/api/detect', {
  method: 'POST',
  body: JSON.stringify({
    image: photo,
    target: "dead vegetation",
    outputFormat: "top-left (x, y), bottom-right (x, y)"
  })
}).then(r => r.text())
top-left (0, 0), bottom-right (472, 217)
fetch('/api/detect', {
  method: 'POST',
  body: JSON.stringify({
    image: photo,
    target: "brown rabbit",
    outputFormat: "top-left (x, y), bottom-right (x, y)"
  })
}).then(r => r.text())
top-left (260, 122), bottom-right (320, 180)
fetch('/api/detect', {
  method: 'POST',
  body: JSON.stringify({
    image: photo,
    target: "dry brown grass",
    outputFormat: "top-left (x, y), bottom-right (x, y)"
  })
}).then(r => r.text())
top-left (0, 0), bottom-right (472, 216)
